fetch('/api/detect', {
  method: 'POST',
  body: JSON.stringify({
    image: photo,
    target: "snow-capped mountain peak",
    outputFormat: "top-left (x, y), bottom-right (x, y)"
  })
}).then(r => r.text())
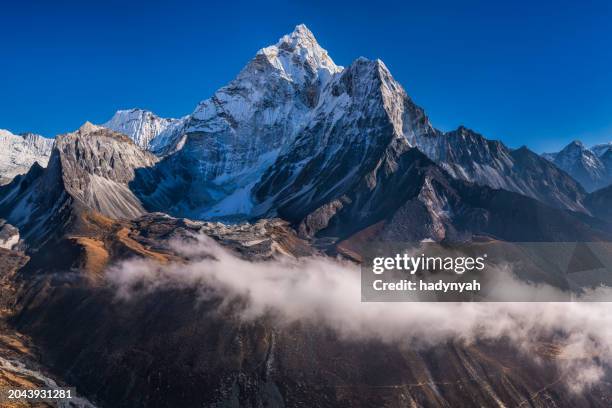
top-left (565, 140), bottom-right (585, 151)
top-left (258, 24), bottom-right (342, 86)
top-left (543, 139), bottom-right (609, 192)
top-left (48, 25), bottom-right (590, 222)
top-left (557, 140), bottom-right (599, 166)
top-left (0, 129), bottom-right (54, 185)
top-left (103, 25), bottom-right (343, 158)
top-left (102, 108), bottom-right (180, 149)
top-left (78, 121), bottom-right (102, 134)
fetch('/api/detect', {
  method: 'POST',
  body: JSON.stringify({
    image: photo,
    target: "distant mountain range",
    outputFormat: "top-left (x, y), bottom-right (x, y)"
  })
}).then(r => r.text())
top-left (543, 140), bottom-right (612, 192)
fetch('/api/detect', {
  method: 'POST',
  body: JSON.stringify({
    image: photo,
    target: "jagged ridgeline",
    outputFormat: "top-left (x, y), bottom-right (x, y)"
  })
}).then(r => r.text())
top-left (1, 24), bottom-right (612, 408)
top-left (2, 25), bottom-right (610, 244)
top-left (107, 25), bottom-right (590, 220)
top-left (99, 24), bottom-right (600, 224)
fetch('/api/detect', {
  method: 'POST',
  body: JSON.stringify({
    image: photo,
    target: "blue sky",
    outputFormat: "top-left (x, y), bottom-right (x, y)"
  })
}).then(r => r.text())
top-left (1, 0), bottom-right (611, 152)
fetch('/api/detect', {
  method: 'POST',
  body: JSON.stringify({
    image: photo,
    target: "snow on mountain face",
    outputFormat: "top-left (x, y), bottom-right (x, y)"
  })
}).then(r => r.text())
top-left (543, 140), bottom-right (612, 192)
top-left (248, 28), bottom-right (585, 215)
top-left (253, 53), bottom-right (586, 216)
top-left (255, 63), bottom-right (456, 237)
top-left (125, 24), bottom-right (586, 219)
top-left (184, 23), bottom-right (342, 149)
top-left (258, 23), bottom-right (340, 87)
top-left (0, 129), bottom-right (53, 185)
top-left (42, 24), bottom-right (588, 226)
top-left (252, 56), bottom-right (593, 238)
top-left (253, 57), bottom-right (432, 219)
top-left (102, 109), bottom-right (182, 150)
top-left (134, 25), bottom-right (345, 219)
top-left (145, 24), bottom-right (342, 157)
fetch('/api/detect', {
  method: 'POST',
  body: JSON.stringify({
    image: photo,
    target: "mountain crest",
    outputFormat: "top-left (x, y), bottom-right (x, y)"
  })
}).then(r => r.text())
top-left (258, 24), bottom-right (341, 86)
top-left (545, 139), bottom-right (608, 192)
top-left (276, 24), bottom-right (318, 49)
top-left (78, 121), bottom-right (101, 134)
top-left (62, 25), bottom-right (591, 223)
top-left (563, 140), bottom-right (586, 150)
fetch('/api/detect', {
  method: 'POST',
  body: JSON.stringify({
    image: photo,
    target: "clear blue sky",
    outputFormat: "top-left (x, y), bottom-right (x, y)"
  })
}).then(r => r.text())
top-left (2, 0), bottom-right (611, 152)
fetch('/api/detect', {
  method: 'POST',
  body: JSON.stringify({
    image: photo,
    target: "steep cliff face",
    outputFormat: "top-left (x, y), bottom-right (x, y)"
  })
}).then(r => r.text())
top-left (131, 25), bottom-right (344, 219)
top-left (153, 24), bottom-right (342, 154)
top-left (0, 157), bottom-right (71, 247)
top-left (253, 57), bottom-right (424, 220)
top-left (0, 123), bottom-right (157, 247)
top-left (54, 122), bottom-right (158, 219)
top-left (259, 141), bottom-right (605, 243)
top-left (250, 57), bottom-right (596, 241)
top-left (97, 24), bottom-right (586, 221)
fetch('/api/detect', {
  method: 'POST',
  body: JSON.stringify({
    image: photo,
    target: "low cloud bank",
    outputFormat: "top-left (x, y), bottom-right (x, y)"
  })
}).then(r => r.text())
top-left (107, 234), bottom-right (612, 392)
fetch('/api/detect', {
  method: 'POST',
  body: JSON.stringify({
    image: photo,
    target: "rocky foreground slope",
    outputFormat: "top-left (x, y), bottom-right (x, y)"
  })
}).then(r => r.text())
top-left (1, 209), bottom-right (610, 407)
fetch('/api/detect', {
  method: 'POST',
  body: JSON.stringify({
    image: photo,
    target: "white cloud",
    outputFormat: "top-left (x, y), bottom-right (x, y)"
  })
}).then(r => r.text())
top-left (107, 234), bottom-right (612, 392)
